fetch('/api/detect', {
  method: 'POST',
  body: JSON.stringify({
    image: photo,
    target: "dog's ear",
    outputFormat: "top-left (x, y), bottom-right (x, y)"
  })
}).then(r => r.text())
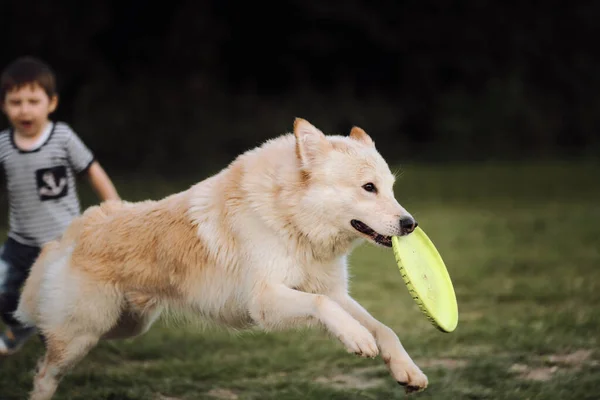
top-left (294, 118), bottom-right (331, 168)
top-left (349, 126), bottom-right (375, 147)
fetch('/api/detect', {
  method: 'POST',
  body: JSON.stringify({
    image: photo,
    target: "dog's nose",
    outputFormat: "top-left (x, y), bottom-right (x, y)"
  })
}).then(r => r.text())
top-left (400, 217), bottom-right (417, 235)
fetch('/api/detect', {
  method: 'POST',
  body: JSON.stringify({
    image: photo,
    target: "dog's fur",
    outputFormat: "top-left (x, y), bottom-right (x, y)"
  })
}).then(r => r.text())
top-left (15, 118), bottom-right (428, 399)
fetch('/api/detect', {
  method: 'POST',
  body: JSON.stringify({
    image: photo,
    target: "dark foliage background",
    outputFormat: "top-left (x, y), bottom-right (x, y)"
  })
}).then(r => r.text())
top-left (1, 0), bottom-right (599, 174)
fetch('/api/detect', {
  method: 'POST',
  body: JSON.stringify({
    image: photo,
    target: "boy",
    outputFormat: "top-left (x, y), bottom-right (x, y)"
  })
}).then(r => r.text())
top-left (0, 56), bottom-right (120, 355)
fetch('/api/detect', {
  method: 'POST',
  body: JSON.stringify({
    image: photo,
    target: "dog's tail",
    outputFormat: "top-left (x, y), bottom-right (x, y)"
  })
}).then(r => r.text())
top-left (13, 241), bottom-right (61, 328)
top-left (15, 201), bottom-right (131, 328)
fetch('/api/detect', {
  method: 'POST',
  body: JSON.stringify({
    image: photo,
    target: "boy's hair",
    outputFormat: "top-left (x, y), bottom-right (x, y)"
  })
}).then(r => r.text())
top-left (1, 56), bottom-right (57, 101)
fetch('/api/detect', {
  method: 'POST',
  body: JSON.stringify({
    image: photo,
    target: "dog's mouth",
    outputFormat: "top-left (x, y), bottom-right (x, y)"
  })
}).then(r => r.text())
top-left (350, 219), bottom-right (392, 247)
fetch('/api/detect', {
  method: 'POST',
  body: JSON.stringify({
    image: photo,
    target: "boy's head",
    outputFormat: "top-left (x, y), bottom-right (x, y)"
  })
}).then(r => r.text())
top-left (1, 56), bottom-right (59, 137)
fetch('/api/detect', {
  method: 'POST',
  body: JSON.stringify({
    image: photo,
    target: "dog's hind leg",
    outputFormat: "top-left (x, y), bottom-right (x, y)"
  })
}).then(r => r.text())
top-left (29, 291), bottom-right (122, 400)
top-left (28, 273), bottom-right (123, 400)
top-left (102, 307), bottom-right (162, 340)
top-left (29, 331), bottom-right (99, 400)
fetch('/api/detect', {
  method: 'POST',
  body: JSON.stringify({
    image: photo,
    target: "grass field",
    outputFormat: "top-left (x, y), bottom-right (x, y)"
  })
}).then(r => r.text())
top-left (1, 161), bottom-right (599, 400)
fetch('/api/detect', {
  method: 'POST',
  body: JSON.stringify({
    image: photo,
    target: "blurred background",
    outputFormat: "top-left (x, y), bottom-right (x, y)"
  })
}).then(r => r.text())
top-left (1, 0), bottom-right (599, 176)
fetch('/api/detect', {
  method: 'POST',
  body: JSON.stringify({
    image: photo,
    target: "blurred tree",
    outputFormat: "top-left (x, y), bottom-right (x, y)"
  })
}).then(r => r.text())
top-left (0, 0), bottom-right (598, 173)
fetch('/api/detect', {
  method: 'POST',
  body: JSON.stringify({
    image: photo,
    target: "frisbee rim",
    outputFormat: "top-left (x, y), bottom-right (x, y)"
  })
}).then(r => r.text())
top-left (391, 227), bottom-right (458, 333)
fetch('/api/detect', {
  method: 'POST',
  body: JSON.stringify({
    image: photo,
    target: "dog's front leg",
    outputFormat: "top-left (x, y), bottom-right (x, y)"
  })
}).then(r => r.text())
top-left (331, 292), bottom-right (428, 393)
top-left (250, 284), bottom-right (378, 357)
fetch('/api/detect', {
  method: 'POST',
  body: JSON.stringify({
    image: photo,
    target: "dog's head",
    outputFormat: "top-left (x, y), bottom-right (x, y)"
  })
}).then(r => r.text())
top-left (294, 118), bottom-right (416, 248)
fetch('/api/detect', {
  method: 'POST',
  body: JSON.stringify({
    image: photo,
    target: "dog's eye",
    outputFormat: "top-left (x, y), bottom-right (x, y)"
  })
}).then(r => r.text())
top-left (362, 183), bottom-right (377, 193)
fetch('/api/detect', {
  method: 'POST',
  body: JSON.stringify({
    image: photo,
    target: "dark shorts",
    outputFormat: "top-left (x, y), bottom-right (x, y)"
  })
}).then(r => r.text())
top-left (0, 237), bottom-right (41, 326)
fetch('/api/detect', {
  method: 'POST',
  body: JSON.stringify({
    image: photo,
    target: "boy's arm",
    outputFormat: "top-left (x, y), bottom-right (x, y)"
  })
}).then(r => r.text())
top-left (85, 161), bottom-right (120, 202)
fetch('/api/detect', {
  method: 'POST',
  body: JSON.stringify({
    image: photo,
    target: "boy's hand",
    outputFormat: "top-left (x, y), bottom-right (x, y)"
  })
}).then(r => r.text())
top-left (86, 161), bottom-right (120, 202)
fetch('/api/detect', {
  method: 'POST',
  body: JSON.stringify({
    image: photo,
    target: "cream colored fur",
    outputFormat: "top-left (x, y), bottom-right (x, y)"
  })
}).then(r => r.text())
top-left (15, 118), bottom-right (428, 399)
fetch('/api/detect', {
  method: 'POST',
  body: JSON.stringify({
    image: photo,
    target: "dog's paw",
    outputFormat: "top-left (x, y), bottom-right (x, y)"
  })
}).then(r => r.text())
top-left (338, 324), bottom-right (379, 358)
top-left (385, 357), bottom-right (428, 393)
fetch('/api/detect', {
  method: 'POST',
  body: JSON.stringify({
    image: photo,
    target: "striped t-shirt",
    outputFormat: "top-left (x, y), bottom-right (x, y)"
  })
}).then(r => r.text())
top-left (0, 121), bottom-right (94, 247)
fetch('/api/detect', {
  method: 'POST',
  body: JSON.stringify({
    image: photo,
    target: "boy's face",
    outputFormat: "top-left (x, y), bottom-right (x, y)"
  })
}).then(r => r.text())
top-left (2, 83), bottom-right (58, 137)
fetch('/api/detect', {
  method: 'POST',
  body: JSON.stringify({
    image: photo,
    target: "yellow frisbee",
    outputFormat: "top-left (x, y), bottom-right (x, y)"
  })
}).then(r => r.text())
top-left (391, 227), bottom-right (458, 333)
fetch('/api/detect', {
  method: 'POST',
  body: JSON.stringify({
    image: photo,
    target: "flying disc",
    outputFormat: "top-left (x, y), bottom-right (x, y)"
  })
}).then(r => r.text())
top-left (391, 227), bottom-right (458, 333)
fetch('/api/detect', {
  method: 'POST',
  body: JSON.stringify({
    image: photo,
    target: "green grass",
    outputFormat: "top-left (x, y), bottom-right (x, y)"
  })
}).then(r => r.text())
top-left (1, 161), bottom-right (600, 399)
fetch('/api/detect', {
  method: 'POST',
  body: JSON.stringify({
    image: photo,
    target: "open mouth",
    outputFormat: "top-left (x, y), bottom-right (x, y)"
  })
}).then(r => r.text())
top-left (350, 219), bottom-right (392, 247)
top-left (19, 121), bottom-right (34, 130)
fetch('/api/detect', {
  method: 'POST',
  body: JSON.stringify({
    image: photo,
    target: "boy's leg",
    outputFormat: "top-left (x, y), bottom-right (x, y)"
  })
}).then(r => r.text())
top-left (0, 326), bottom-right (36, 355)
top-left (0, 240), bottom-right (40, 355)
